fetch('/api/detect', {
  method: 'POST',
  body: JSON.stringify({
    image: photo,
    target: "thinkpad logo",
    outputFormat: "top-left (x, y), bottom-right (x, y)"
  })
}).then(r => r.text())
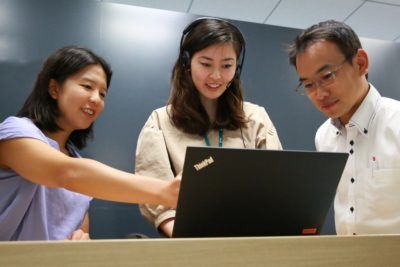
top-left (193, 156), bottom-right (214, 171)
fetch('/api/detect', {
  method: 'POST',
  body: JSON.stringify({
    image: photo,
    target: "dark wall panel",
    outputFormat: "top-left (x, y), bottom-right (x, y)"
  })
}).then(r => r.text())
top-left (1, 0), bottom-right (400, 238)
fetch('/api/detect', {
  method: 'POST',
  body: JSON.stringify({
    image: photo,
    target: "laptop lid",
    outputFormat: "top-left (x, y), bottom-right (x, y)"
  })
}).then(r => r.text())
top-left (172, 146), bottom-right (348, 238)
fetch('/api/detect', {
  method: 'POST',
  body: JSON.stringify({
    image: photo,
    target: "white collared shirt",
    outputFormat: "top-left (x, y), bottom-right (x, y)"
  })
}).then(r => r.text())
top-left (315, 84), bottom-right (400, 235)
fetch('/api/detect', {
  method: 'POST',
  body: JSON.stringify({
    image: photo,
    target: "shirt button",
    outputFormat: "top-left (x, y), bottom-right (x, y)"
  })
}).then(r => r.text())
top-left (349, 149), bottom-right (354, 154)
top-left (350, 207), bottom-right (354, 213)
top-left (353, 233), bottom-right (357, 235)
top-left (351, 177), bottom-right (355, 183)
top-left (336, 131), bottom-right (340, 135)
top-left (364, 129), bottom-right (368, 134)
top-left (350, 140), bottom-right (354, 146)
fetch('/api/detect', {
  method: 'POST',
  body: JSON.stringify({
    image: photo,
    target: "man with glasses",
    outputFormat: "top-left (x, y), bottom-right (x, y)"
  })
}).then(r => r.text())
top-left (287, 20), bottom-right (400, 235)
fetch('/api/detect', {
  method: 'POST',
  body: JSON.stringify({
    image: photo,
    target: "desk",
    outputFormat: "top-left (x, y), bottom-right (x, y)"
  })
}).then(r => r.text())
top-left (1, 235), bottom-right (399, 266)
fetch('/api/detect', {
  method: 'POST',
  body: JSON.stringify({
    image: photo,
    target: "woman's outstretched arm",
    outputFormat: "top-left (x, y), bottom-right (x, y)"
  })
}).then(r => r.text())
top-left (0, 137), bottom-right (180, 208)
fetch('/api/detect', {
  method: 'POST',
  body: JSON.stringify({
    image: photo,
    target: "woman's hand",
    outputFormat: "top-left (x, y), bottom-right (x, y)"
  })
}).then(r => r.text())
top-left (161, 176), bottom-right (181, 209)
top-left (68, 229), bottom-right (90, 240)
top-left (159, 218), bottom-right (175, 238)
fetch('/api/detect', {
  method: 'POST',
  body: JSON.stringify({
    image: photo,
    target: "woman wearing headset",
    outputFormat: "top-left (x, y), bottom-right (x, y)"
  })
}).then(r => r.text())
top-left (135, 17), bottom-right (282, 237)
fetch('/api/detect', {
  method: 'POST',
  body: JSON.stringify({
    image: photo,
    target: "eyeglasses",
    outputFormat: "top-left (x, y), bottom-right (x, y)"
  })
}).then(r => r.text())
top-left (295, 59), bottom-right (348, 96)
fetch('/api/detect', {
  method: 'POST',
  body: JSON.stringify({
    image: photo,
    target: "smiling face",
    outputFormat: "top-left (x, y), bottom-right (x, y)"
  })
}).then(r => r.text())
top-left (48, 64), bottom-right (108, 133)
top-left (190, 42), bottom-right (237, 105)
top-left (295, 40), bottom-right (369, 124)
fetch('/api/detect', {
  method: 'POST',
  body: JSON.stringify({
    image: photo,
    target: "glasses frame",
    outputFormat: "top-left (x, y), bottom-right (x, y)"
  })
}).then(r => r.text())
top-left (295, 58), bottom-right (349, 96)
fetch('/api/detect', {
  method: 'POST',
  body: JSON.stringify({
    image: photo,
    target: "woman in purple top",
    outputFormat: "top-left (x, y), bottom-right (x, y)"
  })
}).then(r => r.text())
top-left (0, 46), bottom-right (180, 241)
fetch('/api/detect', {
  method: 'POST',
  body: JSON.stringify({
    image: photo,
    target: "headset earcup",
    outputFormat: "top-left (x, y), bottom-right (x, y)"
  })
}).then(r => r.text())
top-left (235, 64), bottom-right (242, 78)
top-left (182, 50), bottom-right (190, 68)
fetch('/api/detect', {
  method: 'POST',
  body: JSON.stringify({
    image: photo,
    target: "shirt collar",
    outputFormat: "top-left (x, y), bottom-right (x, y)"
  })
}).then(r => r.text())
top-left (330, 84), bottom-right (381, 136)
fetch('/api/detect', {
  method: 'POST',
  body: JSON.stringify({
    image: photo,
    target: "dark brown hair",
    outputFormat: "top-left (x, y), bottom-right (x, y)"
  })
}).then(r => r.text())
top-left (169, 18), bottom-right (248, 136)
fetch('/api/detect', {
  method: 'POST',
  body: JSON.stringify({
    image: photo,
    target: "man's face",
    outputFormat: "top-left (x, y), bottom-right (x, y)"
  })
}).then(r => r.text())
top-left (295, 40), bottom-right (368, 125)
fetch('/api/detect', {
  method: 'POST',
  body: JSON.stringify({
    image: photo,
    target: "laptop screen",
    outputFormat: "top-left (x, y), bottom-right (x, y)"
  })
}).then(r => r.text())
top-left (172, 146), bottom-right (348, 238)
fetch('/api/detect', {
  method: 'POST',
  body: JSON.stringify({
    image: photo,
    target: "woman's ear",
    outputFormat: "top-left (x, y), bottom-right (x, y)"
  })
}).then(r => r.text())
top-left (48, 79), bottom-right (59, 99)
top-left (355, 48), bottom-right (369, 77)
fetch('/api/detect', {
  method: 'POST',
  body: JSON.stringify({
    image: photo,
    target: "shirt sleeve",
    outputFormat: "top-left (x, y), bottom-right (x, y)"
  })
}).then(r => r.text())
top-left (0, 117), bottom-right (46, 142)
top-left (135, 111), bottom-right (176, 228)
top-left (255, 106), bottom-right (283, 150)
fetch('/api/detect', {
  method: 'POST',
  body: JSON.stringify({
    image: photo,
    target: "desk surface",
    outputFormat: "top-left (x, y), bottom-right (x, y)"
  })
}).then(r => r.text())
top-left (1, 235), bottom-right (400, 267)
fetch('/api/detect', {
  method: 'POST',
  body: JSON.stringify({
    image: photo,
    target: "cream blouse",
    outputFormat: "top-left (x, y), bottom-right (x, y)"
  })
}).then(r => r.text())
top-left (135, 102), bottom-right (282, 228)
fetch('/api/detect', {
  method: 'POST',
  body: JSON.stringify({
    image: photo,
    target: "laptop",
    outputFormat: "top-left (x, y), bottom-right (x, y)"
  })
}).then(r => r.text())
top-left (172, 146), bottom-right (348, 238)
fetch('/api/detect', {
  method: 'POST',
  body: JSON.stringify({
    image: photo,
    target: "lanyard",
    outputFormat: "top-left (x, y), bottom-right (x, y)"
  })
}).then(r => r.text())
top-left (204, 129), bottom-right (223, 147)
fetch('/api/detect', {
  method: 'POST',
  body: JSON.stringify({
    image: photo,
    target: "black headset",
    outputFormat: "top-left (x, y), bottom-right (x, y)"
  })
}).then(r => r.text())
top-left (179, 17), bottom-right (246, 79)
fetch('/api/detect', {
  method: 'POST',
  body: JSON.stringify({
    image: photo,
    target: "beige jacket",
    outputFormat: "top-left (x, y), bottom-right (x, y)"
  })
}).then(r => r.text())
top-left (135, 102), bottom-right (282, 228)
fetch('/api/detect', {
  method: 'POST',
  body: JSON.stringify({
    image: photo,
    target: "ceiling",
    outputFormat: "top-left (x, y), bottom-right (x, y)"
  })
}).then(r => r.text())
top-left (101, 0), bottom-right (400, 43)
